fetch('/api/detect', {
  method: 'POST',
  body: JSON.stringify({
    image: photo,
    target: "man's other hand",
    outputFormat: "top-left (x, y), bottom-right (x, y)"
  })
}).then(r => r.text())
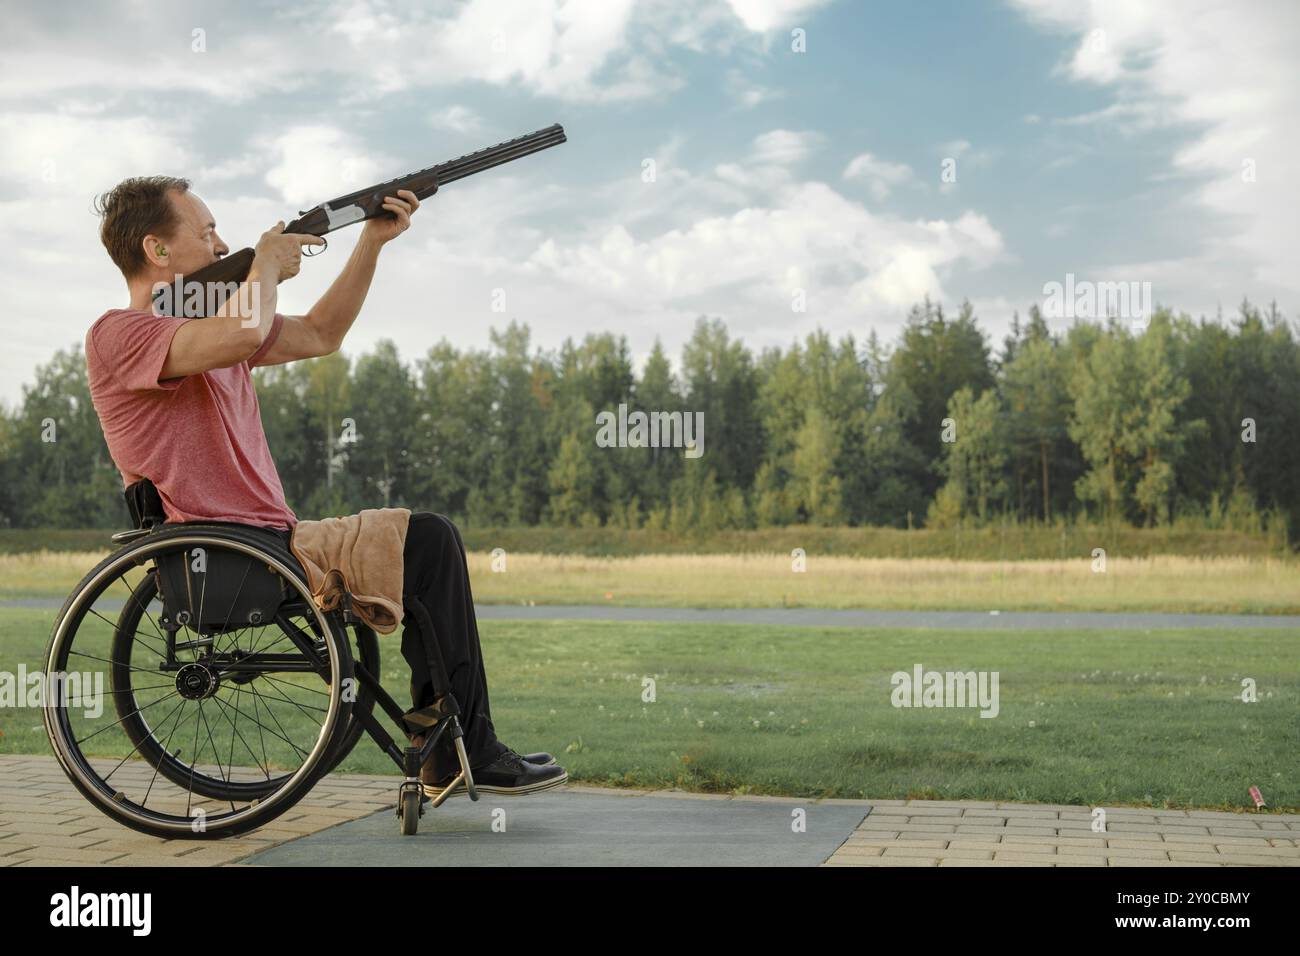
top-left (362, 188), bottom-right (422, 245)
top-left (254, 222), bottom-right (326, 282)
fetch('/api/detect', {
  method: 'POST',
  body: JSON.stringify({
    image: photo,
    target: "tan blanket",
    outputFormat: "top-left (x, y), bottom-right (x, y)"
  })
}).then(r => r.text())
top-left (289, 508), bottom-right (411, 634)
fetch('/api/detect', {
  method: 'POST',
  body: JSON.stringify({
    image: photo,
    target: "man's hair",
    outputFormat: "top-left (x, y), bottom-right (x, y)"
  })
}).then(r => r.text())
top-left (93, 175), bottom-right (191, 279)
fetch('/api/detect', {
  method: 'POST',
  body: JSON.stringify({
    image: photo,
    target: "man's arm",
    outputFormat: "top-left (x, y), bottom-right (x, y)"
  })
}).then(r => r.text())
top-left (159, 258), bottom-right (279, 378)
top-left (252, 190), bottom-right (421, 367)
top-left (252, 233), bottom-right (384, 366)
top-left (160, 223), bottom-right (320, 378)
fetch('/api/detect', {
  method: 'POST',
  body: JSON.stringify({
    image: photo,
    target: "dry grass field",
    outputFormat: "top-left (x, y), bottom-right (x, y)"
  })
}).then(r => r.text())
top-left (6, 548), bottom-right (1294, 614)
top-left (460, 552), bottom-right (1300, 614)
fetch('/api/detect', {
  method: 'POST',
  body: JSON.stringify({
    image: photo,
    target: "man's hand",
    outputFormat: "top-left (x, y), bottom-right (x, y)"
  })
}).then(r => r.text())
top-left (360, 188), bottom-right (422, 245)
top-left (258, 187), bottom-right (425, 367)
top-left (254, 222), bottom-right (326, 282)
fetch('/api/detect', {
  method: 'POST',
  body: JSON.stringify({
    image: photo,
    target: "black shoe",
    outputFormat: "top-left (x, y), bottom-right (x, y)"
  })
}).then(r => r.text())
top-left (521, 751), bottom-right (556, 766)
top-left (423, 749), bottom-right (566, 799)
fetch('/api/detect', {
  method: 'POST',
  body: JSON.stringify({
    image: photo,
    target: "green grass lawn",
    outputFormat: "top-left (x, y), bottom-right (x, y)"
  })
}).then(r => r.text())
top-left (1, 607), bottom-right (1295, 811)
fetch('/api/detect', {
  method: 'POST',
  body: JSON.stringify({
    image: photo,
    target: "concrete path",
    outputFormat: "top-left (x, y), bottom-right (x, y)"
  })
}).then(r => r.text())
top-left (476, 604), bottom-right (1300, 630)
top-left (7, 598), bottom-right (1299, 629)
top-left (1, 755), bottom-right (1296, 866)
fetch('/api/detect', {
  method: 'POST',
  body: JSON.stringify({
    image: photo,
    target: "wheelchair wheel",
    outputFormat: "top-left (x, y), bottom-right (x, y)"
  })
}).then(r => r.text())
top-left (43, 526), bottom-right (354, 840)
top-left (398, 784), bottom-right (422, 835)
top-left (107, 566), bottom-right (376, 800)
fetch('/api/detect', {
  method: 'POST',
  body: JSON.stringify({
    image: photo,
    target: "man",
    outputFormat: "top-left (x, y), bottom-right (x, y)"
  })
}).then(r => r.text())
top-left (86, 175), bottom-right (565, 797)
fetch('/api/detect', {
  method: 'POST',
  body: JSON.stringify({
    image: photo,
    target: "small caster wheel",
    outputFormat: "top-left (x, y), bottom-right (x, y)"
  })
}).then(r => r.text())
top-left (399, 787), bottom-right (421, 835)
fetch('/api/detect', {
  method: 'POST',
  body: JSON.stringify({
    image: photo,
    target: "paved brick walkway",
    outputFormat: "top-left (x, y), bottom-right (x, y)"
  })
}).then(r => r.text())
top-left (2, 755), bottom-right (1295, 866)
top-left (0, 754), bottom-right (398, 867)
top-left (824, 800), bottom-right (1300, 866)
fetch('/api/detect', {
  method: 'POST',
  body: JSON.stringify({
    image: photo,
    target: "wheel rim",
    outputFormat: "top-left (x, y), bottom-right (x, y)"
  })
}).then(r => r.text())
top-left (43, 533), bottom-right (349, 837)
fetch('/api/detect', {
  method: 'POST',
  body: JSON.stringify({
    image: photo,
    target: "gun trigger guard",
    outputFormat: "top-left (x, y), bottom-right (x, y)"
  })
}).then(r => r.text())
top-left (303, 237), bottom-right (327, 257)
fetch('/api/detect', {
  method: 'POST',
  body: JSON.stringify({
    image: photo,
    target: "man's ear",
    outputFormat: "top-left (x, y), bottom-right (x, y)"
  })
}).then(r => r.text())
top-left (141, 233), bottom-right (170, 271)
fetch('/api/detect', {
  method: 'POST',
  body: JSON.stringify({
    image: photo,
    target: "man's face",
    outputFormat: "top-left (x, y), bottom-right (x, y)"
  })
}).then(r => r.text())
top-left (154, 189), bottom-right (229, 277)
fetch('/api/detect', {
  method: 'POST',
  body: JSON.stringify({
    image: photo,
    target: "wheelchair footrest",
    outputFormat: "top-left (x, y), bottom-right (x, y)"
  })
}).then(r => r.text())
top-left (399, 695), bottom-right (461, 736)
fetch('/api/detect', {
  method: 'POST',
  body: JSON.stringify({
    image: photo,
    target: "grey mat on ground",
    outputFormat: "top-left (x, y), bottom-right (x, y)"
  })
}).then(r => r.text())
top-left (244, 791), bottom-right (871, 866)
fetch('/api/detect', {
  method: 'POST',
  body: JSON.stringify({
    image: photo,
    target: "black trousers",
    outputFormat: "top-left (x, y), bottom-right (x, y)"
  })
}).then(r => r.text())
top-left (265, 511), bottom-right (507, 780)
top-left (398, 512), bottom-right (508, 778)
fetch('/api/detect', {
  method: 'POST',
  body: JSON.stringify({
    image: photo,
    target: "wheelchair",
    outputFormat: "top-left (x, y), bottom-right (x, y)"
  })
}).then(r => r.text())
top-left (41, 480), bottom-right (477, 840)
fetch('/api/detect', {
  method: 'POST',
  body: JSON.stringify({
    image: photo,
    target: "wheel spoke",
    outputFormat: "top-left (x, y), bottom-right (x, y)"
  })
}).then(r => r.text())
top-left (207, 692), bottom-right (274, 784)
top-left (68, 648), bottom-right (165, 678)
top-left (95, 694), bottom-right (187, 782)
top-left (141, 696), bottom-right (195, 808)
top-left (192, 690), bottom-right (313, 757)
top-left (243, 674), bottom-right (328, 725)
top-left (111, 566), bottom-right (170, 656)
top-left (84, 603), bottom-right (167, 662)
top-left (193, 699), bottom-right (239, 815)
top-left (237, 682), bottom-right (316, 760)
top-left (74, 690), bottom-right (177, 748)
top-left (258, 671), bottom-right (331, 701)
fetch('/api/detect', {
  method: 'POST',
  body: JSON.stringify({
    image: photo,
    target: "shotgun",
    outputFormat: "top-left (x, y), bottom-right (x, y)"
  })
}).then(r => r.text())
top-left (153, 123), bottom-right (566, 317)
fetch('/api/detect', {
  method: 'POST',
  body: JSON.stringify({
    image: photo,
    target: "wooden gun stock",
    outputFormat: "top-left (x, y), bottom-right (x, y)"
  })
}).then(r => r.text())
top-left (186, 247), bottom-right (257, 288)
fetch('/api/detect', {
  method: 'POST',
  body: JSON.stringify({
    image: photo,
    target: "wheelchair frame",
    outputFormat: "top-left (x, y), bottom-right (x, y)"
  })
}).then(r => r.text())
top-left (42, 481), bottom-right (478, 839)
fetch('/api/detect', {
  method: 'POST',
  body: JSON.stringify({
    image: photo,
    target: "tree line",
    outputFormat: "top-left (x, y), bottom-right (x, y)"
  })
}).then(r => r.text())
top-left (2, 298), bottom-right (1297, 542)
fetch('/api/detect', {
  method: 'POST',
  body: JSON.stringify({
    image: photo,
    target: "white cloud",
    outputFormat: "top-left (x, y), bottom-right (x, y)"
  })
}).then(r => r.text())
top-left (1011, 0), bottom-right (1300, 295)
top-left (0, 10), bottom-right (310, 104)
top-left (939, 139), bottom-right (996, 170)
top-left (708, 129), bottom-right (824, 192)
top-left (310, 0), bottom-right (680, 104)
top-left (724, 68), bottom-right (783, 109)
top-left (0, 1), bottom-right (823, 108)
top-left (751, 129), bottom-right (822, 165)
top-left (0, 96), bottom-right (1009, 409)
top-left (0, 110), bottom-right (197, 313)
top-left (842, 152), bottom-right (914, 200)
top-left (263, 126), bottom-right (398, 209)
top-left (1062, 24), bottom-right (1124, 83)
top-left (0, 112), bottom-right (194, 191)
top-left (725, 0), bottom-right (834, 32)
top-left (0, 1), bottom-right (1014, 410)
top-left (197, 154), bottom-right (262, 184)
top-left (270, 124), bottom-right (1008, 391)
top-left (1050, 99), bottom-right (1164, 130)
top-left (522, 153), bottom-right (1004, 329)
top-left (943, 139), bottom-right (971, 159)
top-left (428, 105), bottom-right (484, 134)
top-left (0, 110), bottom-right (201, 406)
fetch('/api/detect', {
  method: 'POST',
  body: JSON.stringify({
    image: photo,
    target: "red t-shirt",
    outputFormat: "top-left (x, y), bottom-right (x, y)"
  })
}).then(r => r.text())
top-left (85, 308), bottom-right (298, 530)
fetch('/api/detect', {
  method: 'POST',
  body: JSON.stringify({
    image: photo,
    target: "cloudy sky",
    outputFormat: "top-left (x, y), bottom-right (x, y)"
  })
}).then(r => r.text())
top-left (1, 0), bottom-right (1296, 407)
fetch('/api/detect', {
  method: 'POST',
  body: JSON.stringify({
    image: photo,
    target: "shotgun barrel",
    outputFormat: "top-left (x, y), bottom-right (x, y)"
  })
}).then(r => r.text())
top-left (154, 123), bottom-right (566, 317)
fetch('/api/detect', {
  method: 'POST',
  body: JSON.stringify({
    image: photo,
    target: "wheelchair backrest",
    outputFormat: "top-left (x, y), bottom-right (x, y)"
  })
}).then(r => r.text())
top-left (124, 478), bottom-right (167, 530)
top-left (122, 478), bottom-right (290, 633)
